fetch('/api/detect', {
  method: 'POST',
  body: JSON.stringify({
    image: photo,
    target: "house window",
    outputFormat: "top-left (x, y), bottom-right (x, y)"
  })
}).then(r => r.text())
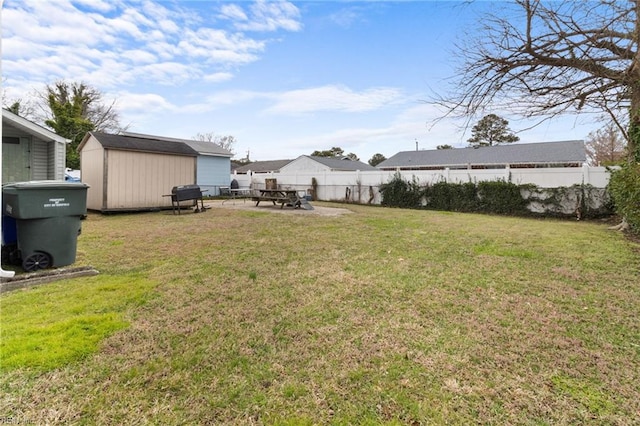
top-left (2, 137), bottom-right (20, 144)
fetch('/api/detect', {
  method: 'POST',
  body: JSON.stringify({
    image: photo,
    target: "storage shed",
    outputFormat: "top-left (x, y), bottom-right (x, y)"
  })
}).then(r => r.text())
top-left (2, 109), bottom-right (68, 183)
top-left (78, 132), bottom-right (198, 212)
top-left (123, 132), bottom-right (233, 196)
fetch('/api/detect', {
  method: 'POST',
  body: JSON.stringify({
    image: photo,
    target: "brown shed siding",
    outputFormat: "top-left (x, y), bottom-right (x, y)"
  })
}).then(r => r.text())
top-left (103, 150), bottom-right (195, 210)
top-left (79, 135), bottom-right (105, 210)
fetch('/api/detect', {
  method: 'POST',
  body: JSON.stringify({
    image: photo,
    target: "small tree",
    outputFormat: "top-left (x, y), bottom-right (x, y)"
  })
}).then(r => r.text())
top-left (368, 153), bottom-right (387, 167)
top-left (436, 144), bottom-right (454, 150)
top-left (467, 114), bottom-right (519, 147)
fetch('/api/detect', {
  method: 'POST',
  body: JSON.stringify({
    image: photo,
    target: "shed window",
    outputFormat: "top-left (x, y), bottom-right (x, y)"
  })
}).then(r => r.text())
top-left (2, 137), bottom-right (20, 144)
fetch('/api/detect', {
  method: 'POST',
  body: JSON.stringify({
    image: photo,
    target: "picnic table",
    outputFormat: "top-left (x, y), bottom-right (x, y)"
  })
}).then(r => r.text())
top-left (252, 189), bottom-right (302, 209)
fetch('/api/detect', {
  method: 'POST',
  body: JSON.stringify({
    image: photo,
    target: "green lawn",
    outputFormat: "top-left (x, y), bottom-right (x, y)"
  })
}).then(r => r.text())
top-left (1, 203), bottom-right (639, 425)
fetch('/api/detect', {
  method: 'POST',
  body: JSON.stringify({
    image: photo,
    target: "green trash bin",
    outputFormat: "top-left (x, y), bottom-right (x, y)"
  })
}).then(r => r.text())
top-left (2, 181), bottom-right (89, 272)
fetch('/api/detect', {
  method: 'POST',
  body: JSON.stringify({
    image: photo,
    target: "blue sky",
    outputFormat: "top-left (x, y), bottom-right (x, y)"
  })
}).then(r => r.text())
top-left (2, 0), bottom-right (599, 162)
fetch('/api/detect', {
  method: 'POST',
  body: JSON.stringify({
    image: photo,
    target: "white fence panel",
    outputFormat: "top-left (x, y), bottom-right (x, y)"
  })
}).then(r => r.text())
top-left (231, 166), bottom-right (612, 204)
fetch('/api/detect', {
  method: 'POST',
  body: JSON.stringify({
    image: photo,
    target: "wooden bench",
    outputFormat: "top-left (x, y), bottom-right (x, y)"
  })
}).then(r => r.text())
top-left (164, 185), bottom-right (208, 215)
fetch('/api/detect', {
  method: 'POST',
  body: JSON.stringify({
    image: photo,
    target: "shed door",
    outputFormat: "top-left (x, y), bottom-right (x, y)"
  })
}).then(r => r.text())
top-left (2, 137), bottom-right (31, 183)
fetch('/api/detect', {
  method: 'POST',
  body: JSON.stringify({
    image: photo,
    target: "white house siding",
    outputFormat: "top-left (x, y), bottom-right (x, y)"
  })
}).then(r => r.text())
top-left (279, 156), bottom-right (331, 173)
top-left (196, 155), bottom-right (231, 195)
top-left (31, 137), bottom-right (49, 180)
top-left (50, 138), bottom-right (66, 180)
top-left (104, 150), bottom-right (194, 210)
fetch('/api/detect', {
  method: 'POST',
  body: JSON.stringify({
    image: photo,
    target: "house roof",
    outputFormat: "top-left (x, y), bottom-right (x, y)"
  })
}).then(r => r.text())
top-left (2, 109), bottom-right (70, 144)
top-left (234, 159), bottom-right (294, 173)
top-left (81, 132), bottom-right (198, 156)
top-left (305, 156), bottom-right (378, 171)
top-left (377, 141), bottom-right (586, 169)
top-left (123, 132), bottom-right (232, 157)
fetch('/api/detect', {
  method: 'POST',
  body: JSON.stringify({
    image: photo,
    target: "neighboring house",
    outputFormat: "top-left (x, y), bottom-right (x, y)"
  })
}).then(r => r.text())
top-left (123, 132), bottom-right (233, 196)
top-left (377, 141), bottom-right (587, 171)
top-left (233, 159), bottom-right (293, 174)
top-left (2, 109), bottom-right (69, 183)
top-left (280, 155), bottom-right (378, 173)
top-left (78, 132), bottom-right (198, 212)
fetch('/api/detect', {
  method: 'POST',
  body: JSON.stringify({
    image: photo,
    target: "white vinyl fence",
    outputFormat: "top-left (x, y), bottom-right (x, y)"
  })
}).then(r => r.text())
top-left (231, 165), bottom-right (611, 205)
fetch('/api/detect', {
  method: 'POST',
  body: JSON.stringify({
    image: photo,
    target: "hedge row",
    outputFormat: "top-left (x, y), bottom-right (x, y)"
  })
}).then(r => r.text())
top-left (378, 172), bottom-right (607, 218)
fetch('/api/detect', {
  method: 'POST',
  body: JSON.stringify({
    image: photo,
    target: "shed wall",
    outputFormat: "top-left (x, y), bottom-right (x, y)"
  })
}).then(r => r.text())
top-left (104, 150), bottom-right (195, 210)
top-left (196, 155), bottom-right (231, 195)
top-left (79, 136), bottom-right (105, 210)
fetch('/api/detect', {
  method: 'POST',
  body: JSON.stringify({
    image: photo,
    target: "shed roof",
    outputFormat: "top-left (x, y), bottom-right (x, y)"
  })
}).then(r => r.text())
top-left (81, 132), bottom-right (198, 156)
top-left (123, 132), bottom-right (232, 157)
top-left (234, 159), bottom-right (293, 173)
top-left (2, 109), bottom-right (70, 144)
top-left (377, 140), bottom-right (586, 169)
top-left (305, 156), bottom-right (378, 171)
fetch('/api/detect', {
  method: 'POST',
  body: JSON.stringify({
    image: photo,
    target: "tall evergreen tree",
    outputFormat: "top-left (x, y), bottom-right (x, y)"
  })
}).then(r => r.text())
top-left (467, 114), bottom-right (519, 147)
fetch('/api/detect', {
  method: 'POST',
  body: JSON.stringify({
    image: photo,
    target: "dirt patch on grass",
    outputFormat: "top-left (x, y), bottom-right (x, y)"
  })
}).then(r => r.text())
top-left (204, 199), bottom-right (353, 217)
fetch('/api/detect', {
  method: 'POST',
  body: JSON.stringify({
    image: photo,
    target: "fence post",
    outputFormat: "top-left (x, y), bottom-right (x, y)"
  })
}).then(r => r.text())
top-left (582, 163), bottom-right (590, 185)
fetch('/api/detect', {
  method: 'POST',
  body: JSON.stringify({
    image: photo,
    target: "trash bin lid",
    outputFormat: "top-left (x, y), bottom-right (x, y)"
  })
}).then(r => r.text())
top-left (3, 180), bottom-right (89, 219)
top-left (2, 181), bottom-right (89, 191)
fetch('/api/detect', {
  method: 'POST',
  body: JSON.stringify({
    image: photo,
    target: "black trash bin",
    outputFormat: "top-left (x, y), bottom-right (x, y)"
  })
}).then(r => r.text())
top-left (2, 181), bottom-right (89, 272)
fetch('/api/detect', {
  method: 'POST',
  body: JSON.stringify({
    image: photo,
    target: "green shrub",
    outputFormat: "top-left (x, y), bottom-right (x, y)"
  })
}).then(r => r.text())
top-left (425, 181), bottom-right (479, 212)
top-left (477, 180), bottom-right (528, 215)
top-left (608, 163), bottom-right (640, 231)
top-left (379, 172), bottom-right (423, 208)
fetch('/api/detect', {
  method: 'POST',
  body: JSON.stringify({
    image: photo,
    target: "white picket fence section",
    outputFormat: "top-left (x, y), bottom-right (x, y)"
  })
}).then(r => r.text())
top-left (231, 165), bottom-right (611, 205)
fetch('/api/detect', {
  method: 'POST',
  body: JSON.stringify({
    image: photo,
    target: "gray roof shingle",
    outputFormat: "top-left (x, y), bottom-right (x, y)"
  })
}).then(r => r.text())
top-left (122, 131), bottom-right (232, 156)
top-left (89, 132), bottom-right (198, 156)
top-left (234, 159), bottom-right (293, 173)
top-left (377, 141), bottom-right (586, 169)
top-left (306, 156), bottom-right (378, 171)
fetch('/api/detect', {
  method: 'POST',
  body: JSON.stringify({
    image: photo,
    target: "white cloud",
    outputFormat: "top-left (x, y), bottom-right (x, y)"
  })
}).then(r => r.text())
top-left (120, 49), bottom-right (158, 65)
top-left (229, 0), bottom-right (302, 32)
top-left (203, 72), bottom-right (235, 83)
top-left (266, 85), bottom-right (405, 114)
top-left (219, 4), bottom-right (248, 22)
top-left (2, 0), bottom-right (299, 97)
top-left (116, 91), bottom-right (175, 114)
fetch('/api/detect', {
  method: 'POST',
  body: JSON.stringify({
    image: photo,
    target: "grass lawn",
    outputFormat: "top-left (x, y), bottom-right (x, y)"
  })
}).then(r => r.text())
top-left (1, 202), bottom-right (639, 425)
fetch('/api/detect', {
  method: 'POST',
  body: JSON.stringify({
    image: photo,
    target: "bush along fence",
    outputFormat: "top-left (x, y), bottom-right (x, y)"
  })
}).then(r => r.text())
top-left (378, 172), bottom-right (612, 219)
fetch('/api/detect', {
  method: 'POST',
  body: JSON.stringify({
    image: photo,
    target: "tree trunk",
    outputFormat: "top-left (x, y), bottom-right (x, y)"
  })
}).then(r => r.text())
top-left (630, 1), bottom-right (640, 163)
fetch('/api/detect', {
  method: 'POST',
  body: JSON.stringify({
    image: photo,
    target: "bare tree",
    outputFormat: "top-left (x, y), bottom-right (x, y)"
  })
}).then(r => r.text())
top-left (435, 0), bottom-right (640, 162)
top-left (193, 132), bottom-right (237, 155)
top-left (585, 123), bottom-right (627, 166)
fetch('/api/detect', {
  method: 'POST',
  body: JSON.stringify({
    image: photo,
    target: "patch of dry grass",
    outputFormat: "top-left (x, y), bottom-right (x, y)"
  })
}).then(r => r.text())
top-left (1, 203), bottom-right (639, 425)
